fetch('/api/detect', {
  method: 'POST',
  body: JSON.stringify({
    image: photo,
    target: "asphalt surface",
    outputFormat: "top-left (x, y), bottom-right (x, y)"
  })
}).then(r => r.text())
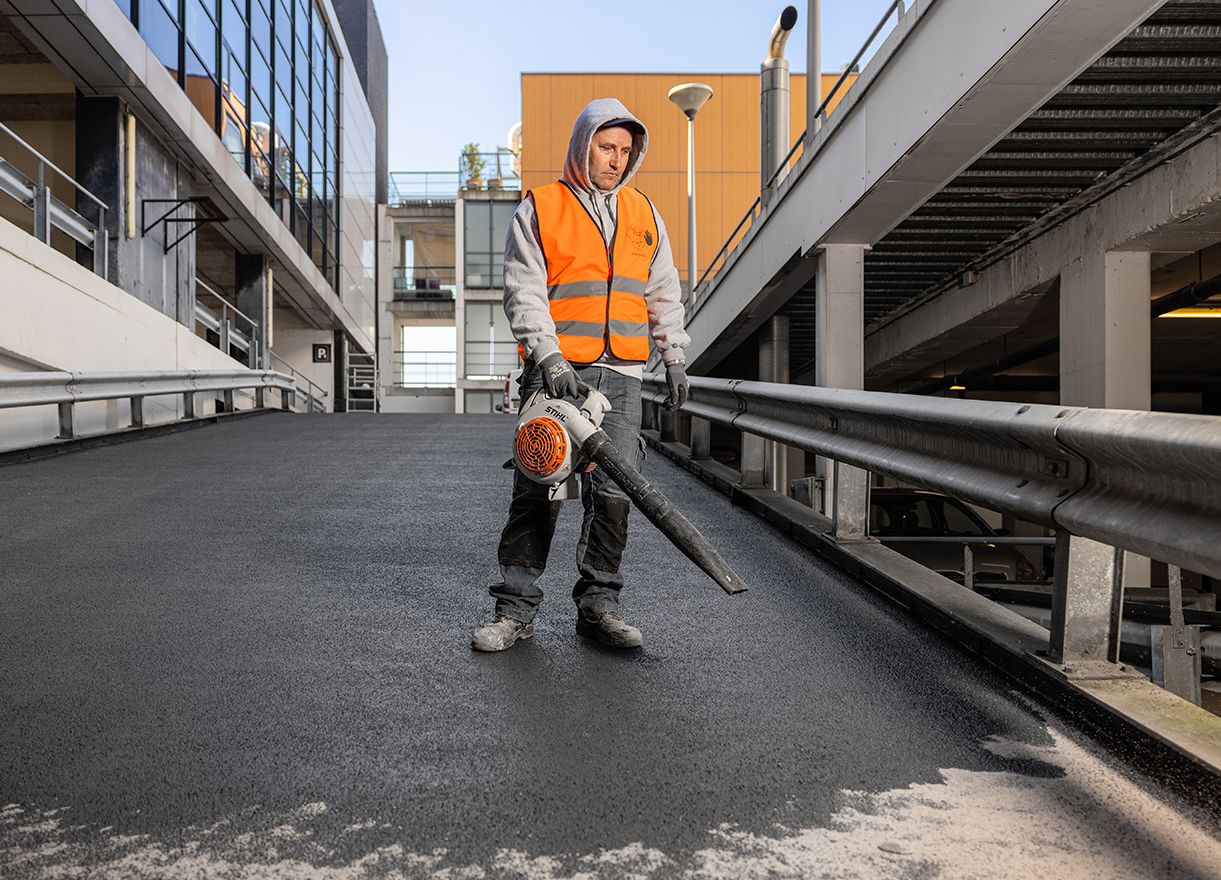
top-left (1, 412), bottom-right (1218, 879)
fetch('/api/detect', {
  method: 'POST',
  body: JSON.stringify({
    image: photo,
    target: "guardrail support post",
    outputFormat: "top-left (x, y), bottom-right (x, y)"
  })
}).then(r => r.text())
top-left (221, 389), bottom-right (234, 413)
top-left (741, 431), bottom-right (767, 487)
top-left (57, 402), bottom-right (74, 439)
top-left (641, 402), bottom-right (656, 431)
top-left (255, 386), bottom-right (266, 409)
top-left (1151, 565), bottom-right (1202, 704)
top-left (690, 417), bottom-right (711, 460)
top-left (182, 392), bottom-right (195, 420)
top-left (831, 459), bottom-right (869, 542)
top-left (33, 184), bottom-right (51, 244)
top-left (1049, 533), bottom-right (1124, 664)
top-left (93, 227), bottom-right (108, 278)
top-left (282, 389), bottom-right (295, 412)
top-left (130, 396), bottom-right (144, 428)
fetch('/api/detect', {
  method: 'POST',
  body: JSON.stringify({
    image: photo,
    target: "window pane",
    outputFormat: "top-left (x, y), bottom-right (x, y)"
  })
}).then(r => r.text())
top-left (252, 141), bottom-right (272, 197)
top-left (186, 0), bottom-right (218, 76)
top-left (185, 48), bottom-right (218, 127)
top-left (251, 2), bottom-right (271, 48)
top-left (250, 44), bottom-right (271, 105)
top-left (142, 0), bottom-right (180, 76)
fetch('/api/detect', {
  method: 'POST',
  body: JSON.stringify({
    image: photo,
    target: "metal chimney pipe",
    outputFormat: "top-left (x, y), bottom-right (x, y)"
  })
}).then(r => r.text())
top-left (761, 6), bottom-right (799, 198)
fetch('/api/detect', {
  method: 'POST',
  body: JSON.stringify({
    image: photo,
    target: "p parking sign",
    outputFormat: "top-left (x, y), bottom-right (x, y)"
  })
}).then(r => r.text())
top-left (313, 344), bottom-right (332, 363)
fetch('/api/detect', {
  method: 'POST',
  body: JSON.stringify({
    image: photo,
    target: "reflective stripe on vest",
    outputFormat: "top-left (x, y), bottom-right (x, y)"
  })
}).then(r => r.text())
top-left (527, 181), bottom-right (658, 364)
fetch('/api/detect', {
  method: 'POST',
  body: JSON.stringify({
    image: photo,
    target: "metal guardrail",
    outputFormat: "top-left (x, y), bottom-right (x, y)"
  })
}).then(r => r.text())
top-left (642, 375), bottom-right (1221, 580)
top-left (642, 374), bottom-right (1221, 703)
top-left (0, 369), bottom-right (298, 440)
top-left (0, 121), bottom-right (109, 278)
top-left (695, 0), bottom-right (906, 298)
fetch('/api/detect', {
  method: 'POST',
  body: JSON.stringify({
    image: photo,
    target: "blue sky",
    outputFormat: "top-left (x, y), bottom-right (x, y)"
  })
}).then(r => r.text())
top-left (378, 1), bottom-right (897, 172)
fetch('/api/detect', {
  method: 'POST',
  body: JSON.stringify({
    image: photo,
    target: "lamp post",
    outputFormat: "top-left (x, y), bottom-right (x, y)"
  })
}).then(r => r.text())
top-left (668, 82), bottom-right (713, 302)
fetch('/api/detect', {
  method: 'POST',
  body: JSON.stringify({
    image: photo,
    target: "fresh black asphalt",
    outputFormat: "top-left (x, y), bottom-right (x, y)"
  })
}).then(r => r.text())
top-left (0, 412), bottom-right (1216, 876)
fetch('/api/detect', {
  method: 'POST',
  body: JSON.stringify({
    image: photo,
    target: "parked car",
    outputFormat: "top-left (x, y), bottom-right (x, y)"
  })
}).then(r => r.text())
top-left (869, 488), bottom-right (1042, 584)
top-left (500, 367), bottom-right (523, 414)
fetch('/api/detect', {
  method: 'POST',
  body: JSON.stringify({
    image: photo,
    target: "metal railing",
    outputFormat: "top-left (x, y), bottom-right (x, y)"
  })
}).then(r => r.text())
top-left (194, 278), bottom-right (262, 367)
top-left (0, 369), bottom-right (297, 441)
top-left (389, 171), bottom-right (461, 204)
top-left (393, 350), bottom-right (456, 388)
top-left (459, 151), bottom-right (521, 193)
top-left (463, 340), bottom-right (520, 381)
top-left (393, 265), bottom-right (457, 300)
top-left (694, 0), bottom-right (907, 299)
top-left (269, 351), bottom-right (328, 414)
top-left (642, 374), bottom-right (1221, 696)
top-left (0, 121), bottom-right (109, 278)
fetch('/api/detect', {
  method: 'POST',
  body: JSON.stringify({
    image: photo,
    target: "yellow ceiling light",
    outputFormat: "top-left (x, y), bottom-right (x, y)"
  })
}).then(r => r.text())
top-left (1159, 307), bottom-right (1221, 318)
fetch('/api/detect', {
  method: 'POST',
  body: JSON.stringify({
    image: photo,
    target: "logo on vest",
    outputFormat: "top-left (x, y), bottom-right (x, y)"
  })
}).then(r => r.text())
top-left (629, 224), bottom-right (654, 256)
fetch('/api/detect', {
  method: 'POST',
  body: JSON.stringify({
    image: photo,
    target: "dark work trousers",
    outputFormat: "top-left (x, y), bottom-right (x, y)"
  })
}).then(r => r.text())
top-left (492, 364), bottom-right (644, 622)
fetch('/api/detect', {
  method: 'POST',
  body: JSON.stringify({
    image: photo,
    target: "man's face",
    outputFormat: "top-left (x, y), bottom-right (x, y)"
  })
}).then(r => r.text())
top-left (588, 126), bottom-right (634, 191)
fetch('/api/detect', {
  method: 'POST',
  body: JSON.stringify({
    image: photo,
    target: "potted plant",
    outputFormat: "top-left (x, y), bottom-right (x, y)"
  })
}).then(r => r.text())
top-left (461, 142), bottom-right (485, 190)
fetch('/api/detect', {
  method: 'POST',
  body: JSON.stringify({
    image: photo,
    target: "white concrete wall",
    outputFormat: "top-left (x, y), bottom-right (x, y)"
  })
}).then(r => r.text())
top-left (0, 216), bottom-right (251, 451)
top-left (271, 313), bottom-right (336, 411)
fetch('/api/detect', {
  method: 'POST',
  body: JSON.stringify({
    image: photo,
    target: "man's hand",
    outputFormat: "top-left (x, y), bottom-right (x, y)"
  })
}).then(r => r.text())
top-left (539, 352), bottom-right (580, 399)
top-left (664, 362), bottom-right (689, 411)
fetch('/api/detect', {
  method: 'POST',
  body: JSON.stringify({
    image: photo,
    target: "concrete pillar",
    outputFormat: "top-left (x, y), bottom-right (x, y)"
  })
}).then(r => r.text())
top-left (659, 409), bottom-right (676, 442)
top-left (1060, 249), bottom-right (1151, 587)
top-left (691, 417), bottom-right (711, 460)
top-left (816, 245), bottom-right (868, 533)
top-left (235, 254), bottom-right (269, 369)
top-left (759, 315), bottom-right (802, 494)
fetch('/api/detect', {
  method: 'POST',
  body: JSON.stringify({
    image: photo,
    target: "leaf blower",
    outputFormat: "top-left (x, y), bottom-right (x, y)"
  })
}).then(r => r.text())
top-left (512, 384), bottom-right (747, 596)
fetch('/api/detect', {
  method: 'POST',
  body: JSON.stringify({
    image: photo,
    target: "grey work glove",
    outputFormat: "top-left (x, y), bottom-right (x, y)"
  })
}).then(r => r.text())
top-left (539, 352), bottom-right (580, 399)
top-left (664, 362), bottom-right (689, 411)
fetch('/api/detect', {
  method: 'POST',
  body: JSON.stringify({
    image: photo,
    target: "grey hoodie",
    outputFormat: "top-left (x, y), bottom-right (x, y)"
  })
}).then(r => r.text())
top-left (502, 98), bottom-right (689, 376)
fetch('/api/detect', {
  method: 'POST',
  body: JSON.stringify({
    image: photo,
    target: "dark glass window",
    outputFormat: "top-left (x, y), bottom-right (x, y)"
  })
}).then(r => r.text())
top-left (127, 0), bottom-right (342, 288)
top-left (142, 0), bottom-right (181, 77)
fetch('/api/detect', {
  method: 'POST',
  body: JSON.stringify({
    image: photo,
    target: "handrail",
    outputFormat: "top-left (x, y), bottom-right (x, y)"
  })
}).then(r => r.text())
top-left (641, 374), bottom-right (1221, 581)
top-left (269, 351), bottom-right (328, 413)
top-left (0, 121), bottom-right (107, 211)
top-left (697, 0), bottom-right (907, 296)
top-left (0, 369), bottom-right (298, 441)
top-left (696, 197), bottom-right (761, 291)
top-left (0, 121), bottom-right (109, 278)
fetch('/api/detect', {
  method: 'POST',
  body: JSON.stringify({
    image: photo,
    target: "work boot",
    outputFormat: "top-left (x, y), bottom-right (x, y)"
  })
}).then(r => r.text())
top-left (471, 615), bottom-right (534, 652)
top-left (576, 609), bottom-right (643, 649)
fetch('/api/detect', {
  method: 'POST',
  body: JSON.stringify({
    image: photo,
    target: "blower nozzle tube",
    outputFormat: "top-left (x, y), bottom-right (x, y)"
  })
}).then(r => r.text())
top-left (581, 430), bottom-right (748, 595)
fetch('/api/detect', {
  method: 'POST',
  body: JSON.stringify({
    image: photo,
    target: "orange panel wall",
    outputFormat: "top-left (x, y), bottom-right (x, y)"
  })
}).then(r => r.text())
top-left (521, 72), bottom-right (855, 285)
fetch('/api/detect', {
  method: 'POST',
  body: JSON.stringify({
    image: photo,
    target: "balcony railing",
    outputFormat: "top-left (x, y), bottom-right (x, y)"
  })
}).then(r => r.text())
top-left (393, 265), bottom-right (456, 301)
top-left (459, 151), bottom-right (520, 193)
top-left (464, 340), bottom-right (520, 380)
top-left (389, 172), bottom-right (461, 205)
top-left (394, 350), bottom-right (457, 388)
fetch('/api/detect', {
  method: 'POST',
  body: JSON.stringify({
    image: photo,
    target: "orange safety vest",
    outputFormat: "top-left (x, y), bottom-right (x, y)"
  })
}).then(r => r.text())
top-left (524, 180), bottom-right (658, 364)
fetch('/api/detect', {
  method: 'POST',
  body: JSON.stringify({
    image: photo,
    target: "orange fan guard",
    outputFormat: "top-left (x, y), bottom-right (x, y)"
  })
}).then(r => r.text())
top-left (515, 417), bottom-right (569, 478)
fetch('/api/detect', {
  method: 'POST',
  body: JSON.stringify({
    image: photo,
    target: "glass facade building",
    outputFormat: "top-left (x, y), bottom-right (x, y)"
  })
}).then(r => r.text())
top-left (118, 0), bottom-right (341, 290)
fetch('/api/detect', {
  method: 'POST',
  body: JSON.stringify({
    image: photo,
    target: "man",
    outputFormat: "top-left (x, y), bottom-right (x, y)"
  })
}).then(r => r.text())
top-left (471, 98), bottom-right (690, 653)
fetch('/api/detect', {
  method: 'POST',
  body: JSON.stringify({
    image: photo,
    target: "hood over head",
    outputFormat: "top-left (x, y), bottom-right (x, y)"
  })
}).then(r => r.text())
top-left (562, 98), bottom-right (648, 195)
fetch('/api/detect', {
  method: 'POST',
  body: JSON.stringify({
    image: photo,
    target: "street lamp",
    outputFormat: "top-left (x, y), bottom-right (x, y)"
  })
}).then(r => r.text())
top-left (668, 82), bottom-right (713, 302)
